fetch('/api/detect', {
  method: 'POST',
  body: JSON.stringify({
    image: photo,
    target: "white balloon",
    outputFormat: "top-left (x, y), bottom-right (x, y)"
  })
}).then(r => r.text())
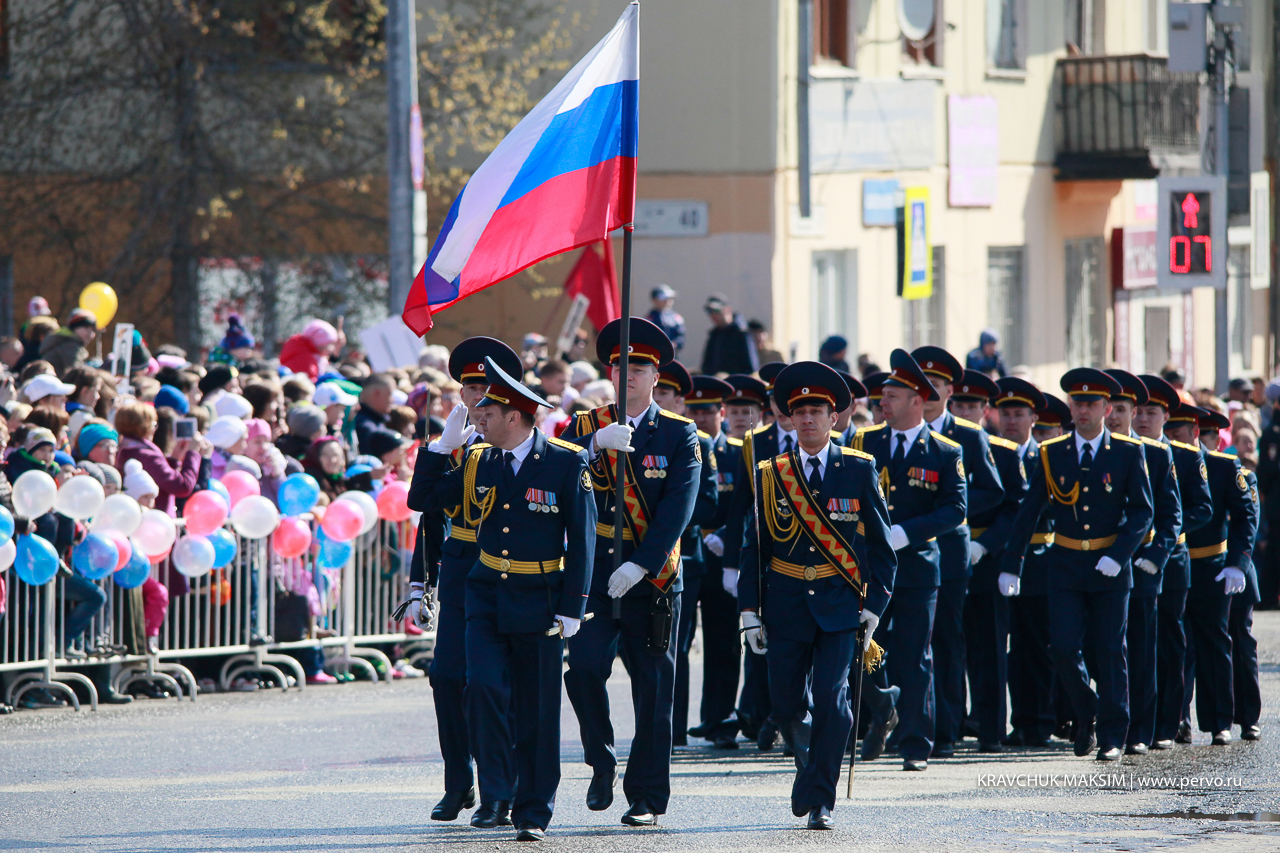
top-left (172, 534), bottom-right (216, 578)
top-left (54, 474), bottom-right (106, 521)
top-left (12, 470), bottom-right (57, 519)
top-left (337, 490), bottom-right (378, 535)
top-left (135, 509), bottom-right (178, 556)
top-left (91, 494), bottom-right (143, 536)
top-left (230, 495), bottom-right (280, 540)
top-left (0, 537), bottom-right (14, 571)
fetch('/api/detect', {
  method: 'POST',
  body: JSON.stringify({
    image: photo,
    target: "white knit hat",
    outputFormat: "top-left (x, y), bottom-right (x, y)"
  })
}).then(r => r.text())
top-left (122, 459), bottom-right (159, 500)
top-left (206, 415), bottom-right (248, 450)
top-left (214, 393), bottom-right (254, 419)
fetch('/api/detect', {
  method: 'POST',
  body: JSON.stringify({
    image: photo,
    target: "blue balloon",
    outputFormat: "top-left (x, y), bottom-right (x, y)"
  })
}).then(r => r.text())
top-left (208, 527), bottom-right (238, 569)
top-left (73, 533), bottom-right (119, 580)
top-left (114, 546), bottom-right (151, 589)
top-left (14, 534), bottom-right (59, 586)
top-left (277, 473), bottom-right (321, 517)
top-left (0, 505), bottom-right (14, 544)
top-left (316, 528), bottom-right (353, 569)
top-left (208, 478), bottom-right (232, 511)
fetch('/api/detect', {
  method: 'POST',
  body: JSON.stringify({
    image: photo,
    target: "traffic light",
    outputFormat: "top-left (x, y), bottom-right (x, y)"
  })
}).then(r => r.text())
top-left (1156, 176), bottom-right (1226, 291)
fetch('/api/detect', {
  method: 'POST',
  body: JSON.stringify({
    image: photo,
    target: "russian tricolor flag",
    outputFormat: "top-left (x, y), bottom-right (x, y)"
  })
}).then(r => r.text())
top-left (402, 4), bottom-right (638, 335)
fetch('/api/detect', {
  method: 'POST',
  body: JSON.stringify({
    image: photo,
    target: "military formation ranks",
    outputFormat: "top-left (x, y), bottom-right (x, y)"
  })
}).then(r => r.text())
top-left (405, 332), bottom-right (1264, 838)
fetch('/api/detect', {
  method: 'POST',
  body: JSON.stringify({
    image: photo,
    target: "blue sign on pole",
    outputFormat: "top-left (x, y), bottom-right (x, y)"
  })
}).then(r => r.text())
top-left (863, 178), bottom-right (900, 226)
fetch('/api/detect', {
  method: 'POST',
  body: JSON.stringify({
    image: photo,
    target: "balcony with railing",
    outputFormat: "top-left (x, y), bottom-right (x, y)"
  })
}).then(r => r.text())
top-left (1053, 55), bottom-right (1200, 181)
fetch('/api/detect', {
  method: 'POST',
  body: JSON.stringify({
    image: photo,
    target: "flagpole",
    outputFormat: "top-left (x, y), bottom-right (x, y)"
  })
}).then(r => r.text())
top-left (612, 226), bottom-right (633, 620)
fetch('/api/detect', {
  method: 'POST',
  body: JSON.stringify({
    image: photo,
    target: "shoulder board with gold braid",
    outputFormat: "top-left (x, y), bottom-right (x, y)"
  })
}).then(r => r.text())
top-left (1170, 439), bottom-right (1201, 453)
top-left (696, 429), bottom-right (711, 439)
top-left (988, 435), bottom-right (1018, 450)
top-left (952, 416), bottom-right (983, 431)
top-left (840, 445), bottom-right (875, 461)
top-left (1140, 436), bottom-right (1165, 448)
top-left (765, 453), bottom-right (864, 592)
top-left (1040, 433), bottom-right (1073, 447)
top-left (931, 431), bottom-right (961, 449)
top-left (1208, 449), bottom-right (1235, 460)
top-left (749, 423), bottom-right (770, 435)
top-left (726, 436), bottom-right (743, 447)
top-left (659, 409), bottom-right (693, 424)
top-left (546, 435), bottom-right (585, 453)
top-left (1111, 432), bottom-right (1142, 445)
top-left (830, 429), bottom-right (842, 439)
top-left (575, 410), bottom-right (597, 435)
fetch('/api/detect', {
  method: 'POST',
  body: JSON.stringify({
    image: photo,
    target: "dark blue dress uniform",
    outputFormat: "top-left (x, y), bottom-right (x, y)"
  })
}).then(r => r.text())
top-left (738, 363), bottom-right (896, 817)
top-left (1000, 370), bottom-right (1153, 755)
top-left (1230, 468), bottom-right (1262, 734)
top-left (1139, 379), bottom-right (1213, 746)
top-left (561, 318), bottom-right (700, 820)
top-left (410, 358), bottom-right (596, 833)
top-left (913, 361), bottom-right (1004, 755)
top-left (406, 336), bottom-right (523, 816)
top-left (854, 350), bottom-right (967, 766)
top-left (1181, 407), bottom-right (1257, 736)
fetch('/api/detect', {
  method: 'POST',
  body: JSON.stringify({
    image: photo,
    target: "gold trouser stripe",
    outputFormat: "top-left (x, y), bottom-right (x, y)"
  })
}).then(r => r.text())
top-left (970, 527), bottom-right (988, 538)
top-left (596, 522), bottom-right (636, 541)
top-left (449, 527), bottom-right (477, 542)
top-left (770, 557), bottom-right (839, 580)
top-left (479, 551), bottom-right (564, 574)
top-left (1188, 541), bottom-right (1227, 560)
top-left (1030, 532), bottom-right (1055, 546)
top-left (1143, 530), bottom-right (1188, 546)
top-left (1053, 533), bottom-right (1118, 552)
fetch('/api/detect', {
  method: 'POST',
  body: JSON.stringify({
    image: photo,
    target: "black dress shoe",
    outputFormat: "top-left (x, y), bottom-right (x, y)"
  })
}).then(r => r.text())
top-left (712, 732), bottom-right (739, 749)
top-left (1124, 743), bottom-right (1148, 755)
top-left (586, 768), bottom-right (617, 811)
top-left (1053, 720), bottom-right (1074, 740)
top-left (470, 801), bottom-right (512, 828)
top-left (903, 758), bottom-right (928, 771)
top-left (930, 742), bottom-right (955, 758)
top-left (757, 720), bottom-right (780, 751)
top-left (806, 806), bottom-right (834, 830)
top-left (1242, 724), bottom-right (1262, 741)
top-left (687, 721), bottom-right (712, 738)
top-left (432, 787), bottom-right (477, 821)
top-left (514, 822), bottom-right (544, 841)
top-left (861, 707), bottom-right (898, 761)
top-left (1151, 739), bottom-right (1175, 750)
top-left (1074, 721), bottom-right (1097, 757)
top-left (1096, 746), bottom-right (1122, 761)
top-left (1212, 729), bottom-right (1232, 745)
top-left (977, 741), bottom-right (1004, 753)
top-left (1002, 729), bottom-right (1026, 747)
top-left (1175, 721), bottom-right (1194, 744)
top-left (621, 801), bottom-right (657, 827)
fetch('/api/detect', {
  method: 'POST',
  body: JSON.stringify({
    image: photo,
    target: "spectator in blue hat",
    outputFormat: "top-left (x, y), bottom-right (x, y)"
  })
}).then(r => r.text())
top-left (966, 329), bottom-right (1008, 378)
top-left (647, 284), bottom-right (685, 354)
top-left (154, 384), bottom-right (190, 415)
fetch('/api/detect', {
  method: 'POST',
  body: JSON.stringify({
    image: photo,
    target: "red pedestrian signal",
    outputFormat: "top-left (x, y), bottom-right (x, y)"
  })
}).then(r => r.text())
top-left (1180, 193), bottom-right (1199, 228)
top-left (1168, 191), bottom-right (1212, 275)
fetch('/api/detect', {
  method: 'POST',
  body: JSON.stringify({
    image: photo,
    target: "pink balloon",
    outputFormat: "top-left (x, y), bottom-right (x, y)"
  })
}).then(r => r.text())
top-left (104, 530), bottom-right (132, 570)
top-left (376, 482), bottom-right (412, 522)
top-left (183, 490), bottom-right (229, 536)
top-left (273, 517), bottom-right (312, 559)
top-left (320, 499), bottom-right (362, 542)
top-left (220, 471), bottom-right (260, 508)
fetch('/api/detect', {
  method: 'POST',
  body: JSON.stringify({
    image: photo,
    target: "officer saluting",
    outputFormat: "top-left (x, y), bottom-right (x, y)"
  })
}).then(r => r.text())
top-left (1000, 368), bottom-right (1153, 761)
top-left (738, 361), bottom-right (895, 829)
top-left (561, 317), bottom-right (700, 827)
top-left (401, 336), bottom-right (524, 825)
top-left (854, 349), bottom-right (967, 771)
top-left (411, 357), bottom-right (596, 842)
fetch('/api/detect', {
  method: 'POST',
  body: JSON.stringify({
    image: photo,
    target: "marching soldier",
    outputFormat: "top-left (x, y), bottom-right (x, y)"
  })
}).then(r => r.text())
top-left (1102, 370), bottom-right (1181, 755)
top-left (992, 379), bottom-right (1053, 748)
top-left (410, 357), bottom-right (596, 841)
top-left (910, 347), bottom-right (1003, 759)
top-left (683, 374), bottom-right (745, 748)
top-left (401, 336), bottom-right (523, 825)
top-left (999, 369), bottom-right (1153, 761)
top-left (738, 361), bottom-right (895, 829)
top-left (854, 349), bottom-right (967, 771)
top-left (561, 317), bottom-right (700, 827)
top-left (722, 374), bottom-right (769, 441)
top-left (837, 371), bottom-right (869, 445)
top-left (863, 372), bottom-right (887, 425)
top-left (1131, 374), bottom-right (1213, 751)
top-left (950, 371), bottom-right (1028, 752)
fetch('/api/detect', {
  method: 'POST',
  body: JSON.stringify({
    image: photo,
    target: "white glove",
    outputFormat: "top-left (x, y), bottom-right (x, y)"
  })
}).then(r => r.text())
top-left (1095, 556), bottom-right (1122, 578)
top-left (593, 422), bottom-right (634, 453)
top-left (429, 405), bottom-right (475, 453)
top-left (703, 533), bottom-right (725, 557)
top-left (997, 572), bottom-right (1021, 597)
top-left (741, 611), bottom-right (767, 655)
top-left (553, 615), bottom-right (581, 638)
top-left (1216, 567), bottom-right (1247, 595)
top-left (859, 610), bottom-right (880, 651)
top-left (393, 583), bottom-right (433, 628)
top-left (722, 567), bottom-right (739, 596)
top-left (889, 525), bottom-right (910, 551)
top-left (969, 541), bottom-right (987, 564)
top-left (1137, 558), bottom-right (1159, 576)
top-left (607, 561), bottom-right (647, 598)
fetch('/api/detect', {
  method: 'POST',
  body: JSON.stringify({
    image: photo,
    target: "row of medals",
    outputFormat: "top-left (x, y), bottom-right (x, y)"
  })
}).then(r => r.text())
top-left (643, 469), bottom-right (668, 478)
top-left (529, 502), bottom-right (559, 513)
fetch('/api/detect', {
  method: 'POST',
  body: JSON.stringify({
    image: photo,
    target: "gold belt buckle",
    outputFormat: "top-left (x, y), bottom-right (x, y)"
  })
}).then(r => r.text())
top-left (500, 558), bottom-right (511, 570)
top-left (803, 566), bottom-right (817, 581)
top-left (1080, 539), bottom-right (1091, 552)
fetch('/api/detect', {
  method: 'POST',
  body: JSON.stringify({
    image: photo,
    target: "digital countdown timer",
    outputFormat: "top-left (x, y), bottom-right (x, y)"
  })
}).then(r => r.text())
top-left (1156, 176), bottom-right (1226, 291)
top-left (1169, 191), bottom-right (1212, 274)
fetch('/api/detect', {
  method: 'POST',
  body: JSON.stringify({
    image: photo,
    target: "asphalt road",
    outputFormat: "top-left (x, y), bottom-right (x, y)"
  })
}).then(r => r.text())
top-left (3, 613), bottom-right (1280, 852)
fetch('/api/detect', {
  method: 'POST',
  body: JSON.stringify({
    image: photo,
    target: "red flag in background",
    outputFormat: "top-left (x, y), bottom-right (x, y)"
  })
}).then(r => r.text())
top-left (563, 240), bottom-right (620, 331)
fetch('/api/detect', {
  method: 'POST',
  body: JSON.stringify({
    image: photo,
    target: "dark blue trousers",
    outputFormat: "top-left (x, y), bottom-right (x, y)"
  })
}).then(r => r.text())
top-left (565, 589), bottom-right (681, 814)
top-left (429, 598), bottom-right (475, 794)
top-left (863, 585), bottom-right (938, 761)
top-left (738, 649), bottom-right (771, 736)
top-left (698, 554), bottom-right (743, 733)
top-left (1048, 587), bottom-right (1130, 750)
top-left (932, 577), bottom-right (968, 748)
top-left (1125, 594), bottom-right (1158, 747)
top-left (465, 581), bottom-right (562, 830)
top-left (1185, 567), bottom-right (1233, 733)
top-left (674, 569), bottom-right (702, 742)
top-left (1154, 587), bottom-right (1188, 742)
top-left (769, 628), bottom-right (858, 812)
top-left (1008, 594), bottom-right (1055, 741)
top-left (963, 584), bottom-right (1009, 745)
top-left (1229, 595), bottom-right (1261, 727)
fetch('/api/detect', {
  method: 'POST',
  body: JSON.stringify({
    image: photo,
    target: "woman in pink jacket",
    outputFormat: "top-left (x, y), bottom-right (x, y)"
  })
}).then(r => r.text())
top-left (114, 400), bottom-right (207, 517)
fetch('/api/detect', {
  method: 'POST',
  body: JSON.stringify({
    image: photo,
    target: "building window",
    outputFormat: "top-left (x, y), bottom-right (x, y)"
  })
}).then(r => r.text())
top-left (811, 250), bottom-right (857, 359)
top-left (1065, 0), bottom-right (1105, 56)
top-left (987, 0), bottom-right (1025, 71)
top-left (1065, 237), bottom-right (1106, 367)
top-left (904, 247), bottom-right (946, 350)
top-left (814, 0), bottom-right (850, 66)
top-left (987, 246), bottom-right (1026, 366)
top-left (1229, 245), bottom-right (1252, 369)
top-left (903, 0), bottom-right (944, 67)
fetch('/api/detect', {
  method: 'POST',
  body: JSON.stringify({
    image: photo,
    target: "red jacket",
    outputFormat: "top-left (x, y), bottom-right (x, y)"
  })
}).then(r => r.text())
top-left (280, 334), bottom-right (324, 380)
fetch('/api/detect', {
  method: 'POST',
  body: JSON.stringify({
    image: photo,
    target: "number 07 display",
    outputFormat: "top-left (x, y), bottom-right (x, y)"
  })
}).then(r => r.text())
top-left (1156, 176), bottom-right (1226, 291)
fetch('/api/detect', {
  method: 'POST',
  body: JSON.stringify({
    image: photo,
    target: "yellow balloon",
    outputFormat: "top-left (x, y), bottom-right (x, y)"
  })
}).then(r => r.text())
top-left (79, 282), bottom-right (118, 328)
